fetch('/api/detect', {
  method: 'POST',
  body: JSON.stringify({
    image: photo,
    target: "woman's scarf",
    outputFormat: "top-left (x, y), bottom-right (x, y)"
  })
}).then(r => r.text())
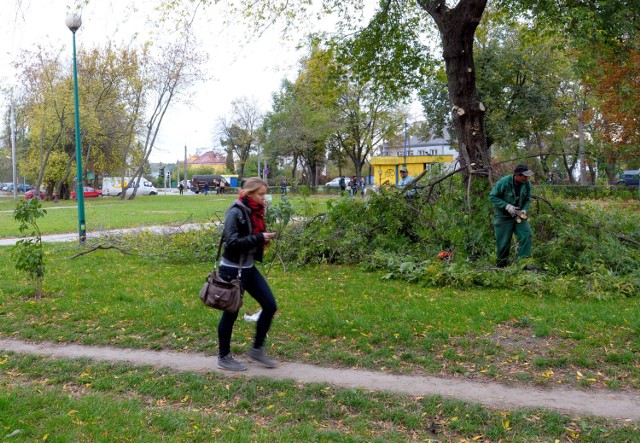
top-left (239, 195), bottom-right (267, 240)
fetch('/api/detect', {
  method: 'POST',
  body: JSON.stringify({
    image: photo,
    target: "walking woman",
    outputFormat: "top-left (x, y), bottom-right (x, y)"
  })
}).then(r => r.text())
top-left (217, 177), bottom-right (278, 371)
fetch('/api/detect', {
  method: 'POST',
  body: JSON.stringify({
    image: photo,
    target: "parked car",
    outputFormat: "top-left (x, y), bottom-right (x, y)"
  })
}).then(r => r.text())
top-left (102, 177), bottom-right (158, 196)
top-left (24, 189), bottom-right (46, 200)
top-left (325, 177), bottom-right (351, 188)
top-left (1, 182), bottom-right (12, 191)
top-left (5, 183), bottom-right (33, 192)
top-left (71, 186), bottom-right (102, 199)
top-left (614, 170), bottom-right (640, 188)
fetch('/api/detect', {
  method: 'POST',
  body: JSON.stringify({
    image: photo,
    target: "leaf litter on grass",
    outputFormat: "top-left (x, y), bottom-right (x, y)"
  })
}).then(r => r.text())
top-left (431, 321), bottom-right (640, 391)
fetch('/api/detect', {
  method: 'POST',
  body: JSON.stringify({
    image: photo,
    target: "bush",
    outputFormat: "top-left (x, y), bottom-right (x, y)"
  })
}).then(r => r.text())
top-left (90, 173), bottom-right (640, 300)
top-left (274, 174), bottom-right (640, 299)
top-left (12, 199), bottom-right (47, 297)
top-left (537, 184), bottom-right (638, 200)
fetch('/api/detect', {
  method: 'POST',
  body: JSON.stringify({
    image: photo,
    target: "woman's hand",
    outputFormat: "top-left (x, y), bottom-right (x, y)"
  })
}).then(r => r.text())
top-left (263, 232), bottom-right (277, 240)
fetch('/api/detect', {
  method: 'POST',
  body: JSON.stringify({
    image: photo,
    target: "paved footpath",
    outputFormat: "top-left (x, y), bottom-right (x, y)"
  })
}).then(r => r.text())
top-left (1, 338), bottom-right (639, 421)
top-left (0, 223), bottom-right (213, 247)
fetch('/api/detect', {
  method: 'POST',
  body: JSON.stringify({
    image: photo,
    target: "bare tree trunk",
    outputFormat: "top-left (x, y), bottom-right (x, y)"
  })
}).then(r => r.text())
top-left (534, 133), bottom-right (550, 177)
top-left (560, 140), bottom-right (579, 184)
top-left (420, 0), bottom-right (490, 184)
top-left (577, 107), bottom-right (588, 184)
top-left (54, 156), bottom-right (74, 202)
top-left (292, 153), bottom-right (299, 181)
top-left (587, 163), bottom-right (597, 184)
top-left (604, 160), bottom-right (617, 183)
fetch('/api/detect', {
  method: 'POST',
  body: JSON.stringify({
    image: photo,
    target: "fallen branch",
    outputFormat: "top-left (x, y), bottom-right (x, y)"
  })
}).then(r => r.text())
top-left (533, 195), bottom-right (640, 248)
top-left (70, 244), bottom-right (134, 259)
top-left (531, 194), bottom-right (561, 217)
top-left (304, 213), bottom-right (327, 228)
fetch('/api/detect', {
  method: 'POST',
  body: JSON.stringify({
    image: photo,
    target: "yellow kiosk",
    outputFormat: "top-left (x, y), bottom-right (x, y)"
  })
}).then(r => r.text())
top-left (370, 154), bottom-right (454, 186)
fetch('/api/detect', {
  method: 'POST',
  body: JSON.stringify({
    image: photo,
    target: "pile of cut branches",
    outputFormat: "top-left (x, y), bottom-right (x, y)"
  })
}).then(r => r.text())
top-left (274, 173), bottom-right (640, 299)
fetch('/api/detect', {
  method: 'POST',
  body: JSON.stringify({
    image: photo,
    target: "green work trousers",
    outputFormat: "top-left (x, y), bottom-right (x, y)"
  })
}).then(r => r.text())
top-left (493, 217), bottom-right (532, 267)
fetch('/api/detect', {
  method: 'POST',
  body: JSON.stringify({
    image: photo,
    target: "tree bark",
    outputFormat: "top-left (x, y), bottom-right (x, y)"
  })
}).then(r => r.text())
top-left (577, 107), bottom-right (588, 184)
top-left (418, 0), bottom-right (490, 181)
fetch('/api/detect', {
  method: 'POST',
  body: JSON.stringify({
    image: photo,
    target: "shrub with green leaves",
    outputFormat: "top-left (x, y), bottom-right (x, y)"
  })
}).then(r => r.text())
top-left (12, 198), bottom-right (47, 297)
top-left (273, 174), bottom-right (640, 299)
top-left (86, 173), bottom-right (640, 299)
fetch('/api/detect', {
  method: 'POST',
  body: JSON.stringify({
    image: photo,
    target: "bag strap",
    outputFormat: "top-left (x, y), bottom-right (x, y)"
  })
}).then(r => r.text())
top-left (214, 235), bottom-right (243, 278)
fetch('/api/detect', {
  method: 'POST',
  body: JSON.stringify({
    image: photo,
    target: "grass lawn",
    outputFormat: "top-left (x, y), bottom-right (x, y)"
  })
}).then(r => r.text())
top-left (0, 195), bottom-right (235, 238)
top-left (1, 245), bottom-right (639, 392)
top-left (3, 353), bottom-right (637, 442)
top-left (0, 193), bottom-right (332, 238)
top-left (1, 194), bottom-right (639, 439)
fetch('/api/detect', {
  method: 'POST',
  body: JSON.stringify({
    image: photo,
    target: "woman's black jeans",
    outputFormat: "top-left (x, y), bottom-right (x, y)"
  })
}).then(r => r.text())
top-left (217, 265), bottom-right (278, 357)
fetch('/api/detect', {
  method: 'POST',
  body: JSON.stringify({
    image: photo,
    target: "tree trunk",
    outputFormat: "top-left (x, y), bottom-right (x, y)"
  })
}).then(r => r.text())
top-left (534, 133), bottom-right (549, 176)
top-left (419, 0), bottom-right (490, 182)
top-left (577, 107), bottom-right (588, 184)
top-left (603, 160), bottom-right (617, 184)
top-left (560, 138), bottom-right (580, 184)
top-left (225, 145), bottom-right (235, 172)
top-left (292, 153), bottom-right (299, 182)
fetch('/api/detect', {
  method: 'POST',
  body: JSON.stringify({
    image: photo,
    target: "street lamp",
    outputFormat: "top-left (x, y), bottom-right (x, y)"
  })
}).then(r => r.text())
top-left (403, 120), bottom-right (408, 169)
top-left (66, 12), bottom-right (86, 243)
top-left (9, 103), bottom-right (17, 200)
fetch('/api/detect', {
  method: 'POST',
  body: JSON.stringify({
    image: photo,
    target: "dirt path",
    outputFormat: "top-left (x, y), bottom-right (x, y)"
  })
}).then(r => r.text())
top-left (1, 338), bottom-right (638, 421)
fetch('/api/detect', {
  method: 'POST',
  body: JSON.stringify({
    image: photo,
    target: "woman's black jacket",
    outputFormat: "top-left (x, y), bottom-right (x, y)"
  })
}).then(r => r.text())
top-left (222, 200), bottom-right (265, 263)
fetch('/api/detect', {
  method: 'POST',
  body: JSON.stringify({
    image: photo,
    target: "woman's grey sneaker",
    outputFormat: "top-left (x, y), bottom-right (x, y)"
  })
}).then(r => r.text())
top-left (218, 353), bottom-right (247, 371)
top-left (248, 347), bottom-right (277, 368)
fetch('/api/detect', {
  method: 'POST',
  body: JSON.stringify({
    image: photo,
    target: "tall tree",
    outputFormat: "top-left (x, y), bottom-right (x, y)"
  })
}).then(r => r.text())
top-left (127, 36), bottom-right (204, 199)
top-left (262, 81), bottom-right (304, 182)
top-left (589, 42), bottom-right (640, 177)
top-left (331, 29), bottom-right (416, 181)
top-left (219, 97), bottom-right (263, 180)
top-left (14, 47), bottom-right (70, 199)
top-left (263, 42), bottom-right (342, 187)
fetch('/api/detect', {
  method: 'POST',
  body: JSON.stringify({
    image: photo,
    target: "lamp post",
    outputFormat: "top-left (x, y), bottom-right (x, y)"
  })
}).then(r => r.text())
top-left (184, 144), bottom-right (188, 190)
top-left (403, 120), bottom-right (408, 169)
top-left (66, 13), bottom-right (86, 243)
top-left (9, 102), bottom-right (17, 200)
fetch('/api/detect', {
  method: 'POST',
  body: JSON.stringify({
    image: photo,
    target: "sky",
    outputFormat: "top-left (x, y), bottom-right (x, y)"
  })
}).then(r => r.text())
top-left (0, 0), bottom-right (308, 164)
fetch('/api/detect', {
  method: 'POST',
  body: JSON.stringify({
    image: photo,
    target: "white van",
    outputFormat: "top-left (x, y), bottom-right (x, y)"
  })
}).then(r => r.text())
top-left (102, 177), bottom-right (158, 197)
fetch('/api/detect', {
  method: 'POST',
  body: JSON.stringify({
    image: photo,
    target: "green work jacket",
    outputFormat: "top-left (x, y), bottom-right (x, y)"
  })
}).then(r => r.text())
top-left (488, 174), bottom-right (532, 219)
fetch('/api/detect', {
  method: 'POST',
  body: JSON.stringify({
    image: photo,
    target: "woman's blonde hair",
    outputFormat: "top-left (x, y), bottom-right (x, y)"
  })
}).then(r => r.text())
top-left (241, 177), bottom-right (268, 195)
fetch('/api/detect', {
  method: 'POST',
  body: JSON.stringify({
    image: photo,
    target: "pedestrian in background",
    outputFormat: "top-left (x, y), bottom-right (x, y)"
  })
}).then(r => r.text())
top-left (216, 177), bottom-right (279, 371)
top-left (204, 181), bottom-right (210, 196)
top-left (280, 177), bottom-right (287, 196)
top-left (397, 167), bottom-right (417, 198)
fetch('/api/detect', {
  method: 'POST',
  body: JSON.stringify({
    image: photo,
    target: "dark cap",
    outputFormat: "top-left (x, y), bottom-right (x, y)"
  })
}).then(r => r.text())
top-left (399, 167), bottom-right (408, 173)
top-left (514, 164), bottom-right (533, 176)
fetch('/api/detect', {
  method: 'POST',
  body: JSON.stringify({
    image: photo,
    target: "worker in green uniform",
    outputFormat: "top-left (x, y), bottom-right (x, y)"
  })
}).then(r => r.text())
top-left (488, 164), bottom-right (534, 267)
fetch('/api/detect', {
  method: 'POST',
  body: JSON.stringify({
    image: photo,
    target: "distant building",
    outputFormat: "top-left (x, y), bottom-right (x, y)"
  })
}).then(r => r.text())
top-left (371, 129), bottom-right (458, 186)
top-left (379, 130), bottom-right (457, 164)
top-left (189, 151), bottom-right (227, 172)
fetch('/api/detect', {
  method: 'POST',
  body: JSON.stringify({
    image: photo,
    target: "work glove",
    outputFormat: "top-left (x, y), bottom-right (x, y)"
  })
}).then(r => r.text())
top-left (515, 209), bottom-right (529, 223)
top-left (505, 204), bottom-right (518, 217)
